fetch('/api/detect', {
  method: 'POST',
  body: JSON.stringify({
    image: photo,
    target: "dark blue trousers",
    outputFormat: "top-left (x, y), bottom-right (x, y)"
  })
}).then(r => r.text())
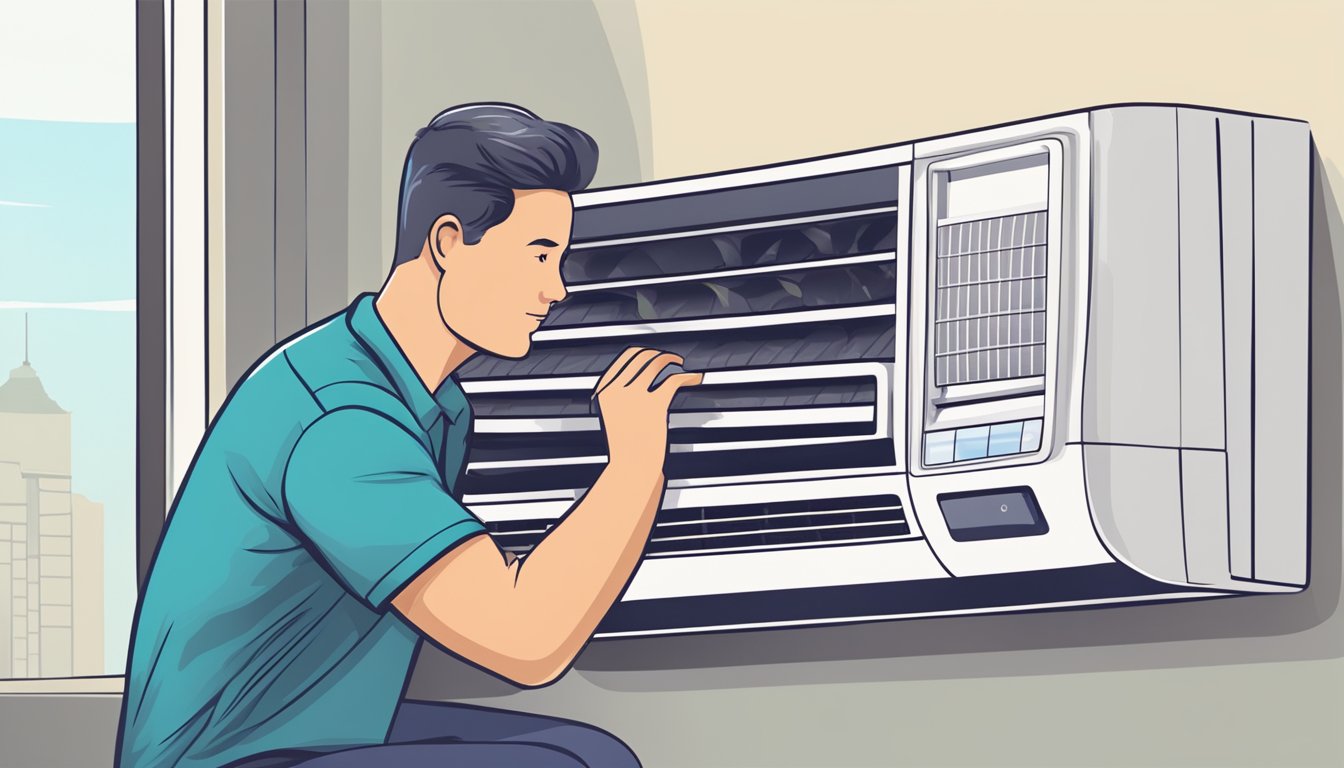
top-left (225, 700), bottom-right (641, 768)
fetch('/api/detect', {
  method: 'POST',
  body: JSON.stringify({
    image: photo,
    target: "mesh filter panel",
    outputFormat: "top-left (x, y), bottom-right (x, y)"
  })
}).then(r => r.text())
top-left (933, 210), bottom-right (1048, 386)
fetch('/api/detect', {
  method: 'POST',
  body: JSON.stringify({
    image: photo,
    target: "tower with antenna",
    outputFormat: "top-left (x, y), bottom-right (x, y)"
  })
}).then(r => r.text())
top-left (0, 313), bottom-right (66, 436)
top-left (0, 313), bottom-right (102, 677)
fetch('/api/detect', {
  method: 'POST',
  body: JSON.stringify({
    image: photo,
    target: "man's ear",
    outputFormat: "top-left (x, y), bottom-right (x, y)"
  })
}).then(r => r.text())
top-left (428, 214), bottom-right (464, 272)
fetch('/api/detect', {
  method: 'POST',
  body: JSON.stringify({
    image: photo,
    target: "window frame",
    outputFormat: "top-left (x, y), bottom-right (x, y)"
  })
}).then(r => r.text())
top-left (137, 0), bottom-right (211, 669)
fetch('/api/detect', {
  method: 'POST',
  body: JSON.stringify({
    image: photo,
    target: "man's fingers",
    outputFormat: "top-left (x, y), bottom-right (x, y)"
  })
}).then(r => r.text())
top-left (591, 346), bottom-right (647, 399)
top-left (651, 371), bottom-right (703, 399)
top-left (616, 348), bottom-right (670, 388)
top-left (627, 352), bottom-right (686, 391)
top-left (596, 348), bottom-right (663, 401)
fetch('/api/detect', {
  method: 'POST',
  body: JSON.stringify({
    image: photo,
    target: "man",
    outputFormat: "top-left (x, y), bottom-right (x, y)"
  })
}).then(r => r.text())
top-left (116, 103), bottom-right (700, 768)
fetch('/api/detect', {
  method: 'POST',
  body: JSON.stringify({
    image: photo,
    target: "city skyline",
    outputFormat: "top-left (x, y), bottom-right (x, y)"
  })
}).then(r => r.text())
top-left (0, 116), bottom-right (137, 673)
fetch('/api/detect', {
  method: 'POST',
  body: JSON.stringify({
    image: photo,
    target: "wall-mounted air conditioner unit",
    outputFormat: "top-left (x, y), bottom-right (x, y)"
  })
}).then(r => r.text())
top-left (456, 105), bottom-right (1312, 636)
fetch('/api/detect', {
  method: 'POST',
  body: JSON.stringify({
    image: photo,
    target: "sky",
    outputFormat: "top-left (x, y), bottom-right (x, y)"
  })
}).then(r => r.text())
top-left (0, 0), bottom-right (138, 673)
top-left (0, 0), bottom-right (136, 124)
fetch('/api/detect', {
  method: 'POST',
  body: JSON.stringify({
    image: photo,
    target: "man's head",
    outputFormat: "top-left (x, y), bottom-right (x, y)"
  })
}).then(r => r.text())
top-left (390, 103), bottom-right (599, 359)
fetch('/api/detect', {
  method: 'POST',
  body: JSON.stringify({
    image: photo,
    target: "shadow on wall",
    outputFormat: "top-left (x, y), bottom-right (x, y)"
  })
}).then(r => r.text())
top-left (412, 152), bottom-right (1344, 698)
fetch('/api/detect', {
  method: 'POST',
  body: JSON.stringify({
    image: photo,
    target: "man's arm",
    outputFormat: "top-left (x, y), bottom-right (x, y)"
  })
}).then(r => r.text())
top-left (391, 347), bottom-right (700, 687)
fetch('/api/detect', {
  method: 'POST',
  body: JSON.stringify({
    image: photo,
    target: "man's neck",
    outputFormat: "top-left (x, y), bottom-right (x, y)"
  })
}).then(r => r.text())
top-left (374, 258), bottom-right (476, 395)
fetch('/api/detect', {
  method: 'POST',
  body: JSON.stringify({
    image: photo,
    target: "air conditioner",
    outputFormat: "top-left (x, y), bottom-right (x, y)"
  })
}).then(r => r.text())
top-left (456, 105), bottom-right (1312, 636)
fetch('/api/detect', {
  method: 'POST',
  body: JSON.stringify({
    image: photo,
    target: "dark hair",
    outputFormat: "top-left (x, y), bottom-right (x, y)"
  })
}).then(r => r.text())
top-left (391, 103), bottom-right (600, 269)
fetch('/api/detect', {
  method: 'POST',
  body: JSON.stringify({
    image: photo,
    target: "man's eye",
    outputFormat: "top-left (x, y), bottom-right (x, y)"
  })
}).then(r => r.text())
top-left (536, 254), bottom-right (549, 263)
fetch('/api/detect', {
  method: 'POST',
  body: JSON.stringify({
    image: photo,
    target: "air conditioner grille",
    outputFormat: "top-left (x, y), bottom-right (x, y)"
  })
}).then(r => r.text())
top-left (460, 203), bottom-right (901, 500)
top-left (563, 212), bottom-right (898, 285)
top-left (461, 439), bottom-right (895, 496)
top-left (459, 317), bottom-right (896, 380)
top-left (469, 377), bottom-right (876, 418)
top-left (546, 261), bottom-right (898, 328)
top-left (484, 494), bottom-right (910, 558)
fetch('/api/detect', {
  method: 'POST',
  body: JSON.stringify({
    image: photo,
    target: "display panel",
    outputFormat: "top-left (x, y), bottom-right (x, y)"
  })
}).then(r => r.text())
top-left (936, 486), bottom-right (1048, 542)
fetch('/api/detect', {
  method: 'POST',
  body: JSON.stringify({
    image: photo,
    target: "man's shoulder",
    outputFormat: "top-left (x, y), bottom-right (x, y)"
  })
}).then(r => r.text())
top-left (273, 310), bottom-right (418, 429)
top-left (204, 305), bottom-right (423, 472)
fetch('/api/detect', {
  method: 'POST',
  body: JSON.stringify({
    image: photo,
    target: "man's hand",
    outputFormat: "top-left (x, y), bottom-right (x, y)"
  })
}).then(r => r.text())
top-left (394, 346), bottom-right (701, 688)
top-left (591, 346), bottom-right (703, 470)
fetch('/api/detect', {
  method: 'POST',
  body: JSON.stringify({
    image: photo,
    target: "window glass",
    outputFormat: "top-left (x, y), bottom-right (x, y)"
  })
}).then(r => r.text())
top-left (0, 0), bottom-right (136, 678)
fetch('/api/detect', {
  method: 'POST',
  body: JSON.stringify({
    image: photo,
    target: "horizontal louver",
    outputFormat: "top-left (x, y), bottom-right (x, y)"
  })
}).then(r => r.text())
top-left (458, 317), bottom-right (896, 379)
top-left (469, 377), bottom-right (876, 418)
top-left (564, 212), bottom-right (898, 285)
top-left (546, 261), bottom-right (897, 328)
top-left (484, 495), bottom-right (909, 557)
top-left (461, 439), bottom-right (896, 496)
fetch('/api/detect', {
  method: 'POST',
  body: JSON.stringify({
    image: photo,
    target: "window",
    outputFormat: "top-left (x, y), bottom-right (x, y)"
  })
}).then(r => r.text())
top-left (0, 0), bottom-right (200, 691)
top-left (0, 1), bottom-right (138, 680)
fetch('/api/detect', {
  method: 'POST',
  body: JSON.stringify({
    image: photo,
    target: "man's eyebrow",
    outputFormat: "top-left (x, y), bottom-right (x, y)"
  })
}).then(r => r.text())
top-left (529, 238), bottom-right (559, 247)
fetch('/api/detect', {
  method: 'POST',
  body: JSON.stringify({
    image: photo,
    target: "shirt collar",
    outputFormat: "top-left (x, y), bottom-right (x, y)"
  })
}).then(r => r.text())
top-left (346, 293), bottom-right (470, 431)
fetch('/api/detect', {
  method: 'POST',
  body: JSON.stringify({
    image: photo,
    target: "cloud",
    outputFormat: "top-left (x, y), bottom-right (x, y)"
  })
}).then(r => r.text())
top-left (0, 300), bottom-right (136, 312)
top-left (0, 1), bottom-right (135, 123)
top-left (0, 200), bottom-right (51, 209)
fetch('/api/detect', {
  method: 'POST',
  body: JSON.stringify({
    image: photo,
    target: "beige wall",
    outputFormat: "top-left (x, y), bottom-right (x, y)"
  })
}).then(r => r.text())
top-left (635, 0), bottom-right (1343, 189)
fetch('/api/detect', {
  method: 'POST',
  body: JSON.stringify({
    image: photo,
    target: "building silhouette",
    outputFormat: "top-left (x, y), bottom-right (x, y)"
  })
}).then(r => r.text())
top-left (0, 325), bottom-right (104, 678)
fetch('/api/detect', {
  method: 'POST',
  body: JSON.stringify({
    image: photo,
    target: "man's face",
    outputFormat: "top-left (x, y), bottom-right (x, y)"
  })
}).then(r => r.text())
top-left (436, 188), bottom-right (573, 359)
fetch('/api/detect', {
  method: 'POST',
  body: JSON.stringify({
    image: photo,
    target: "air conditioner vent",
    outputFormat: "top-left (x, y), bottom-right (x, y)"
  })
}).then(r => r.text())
top-left (564, 211), bottom-right (898, 285)
top-left (458, 317), bottom-right (896, 380)
top-left (546, 261), bottom-right (898, 328)
top-left (486, 494), bottom-right (909, 558)
top-left (460, 197), bottom-right (901, 521)
top-left (469, 377), bottom-right (876, 418)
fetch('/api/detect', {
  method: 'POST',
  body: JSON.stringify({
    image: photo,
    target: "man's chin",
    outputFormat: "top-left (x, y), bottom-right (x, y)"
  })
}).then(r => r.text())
top-left (443, 321), bottom-right (531, 361)
top-left (475, 337), bottom-right (534, 361)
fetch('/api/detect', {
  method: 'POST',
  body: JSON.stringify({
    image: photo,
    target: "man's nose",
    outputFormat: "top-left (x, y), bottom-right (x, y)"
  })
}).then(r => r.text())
top-left (541, 275), bottom-right (568, 305)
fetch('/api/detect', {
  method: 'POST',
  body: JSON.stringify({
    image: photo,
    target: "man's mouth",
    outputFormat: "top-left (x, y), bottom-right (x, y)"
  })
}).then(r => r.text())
top-left (526, 312), bottom-right (547, 323)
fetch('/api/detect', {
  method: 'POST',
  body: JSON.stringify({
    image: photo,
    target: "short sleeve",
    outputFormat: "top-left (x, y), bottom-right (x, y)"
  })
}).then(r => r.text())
top-left (283, 407), bottom-right (488, 610)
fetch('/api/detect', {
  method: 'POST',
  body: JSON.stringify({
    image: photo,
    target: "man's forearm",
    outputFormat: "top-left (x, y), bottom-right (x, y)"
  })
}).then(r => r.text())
top-left (509, 453), bottom-right (665, 670)
top-left (393, 348), bottom-right (699, 686)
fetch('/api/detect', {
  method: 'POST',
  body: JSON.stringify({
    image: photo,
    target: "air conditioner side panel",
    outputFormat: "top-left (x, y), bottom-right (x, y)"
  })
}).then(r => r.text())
top-left (1252, 118), bottom-right (1311, 587)
top-left (1175, 108), bottom-right (1231, 585)
top-left (1083, 444), bottom-right (1188, 583)
top-left (1219, 114), bottom-right (1256, 579)
top-left (1083, 107), bottom-right (1309, 591)
top-left (1176, 109), bottom-right (1228, 451)
top-left (1085, 107), bottom-right (1182, 447)
top-left (1182, 448), bottom-right (1231, 585)
top-left (1183, 111), bottom-right (1310, 589)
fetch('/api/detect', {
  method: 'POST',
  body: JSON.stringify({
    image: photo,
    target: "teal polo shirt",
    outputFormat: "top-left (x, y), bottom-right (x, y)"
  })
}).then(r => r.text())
top-left (117, 293), bottom-right (489, 768)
